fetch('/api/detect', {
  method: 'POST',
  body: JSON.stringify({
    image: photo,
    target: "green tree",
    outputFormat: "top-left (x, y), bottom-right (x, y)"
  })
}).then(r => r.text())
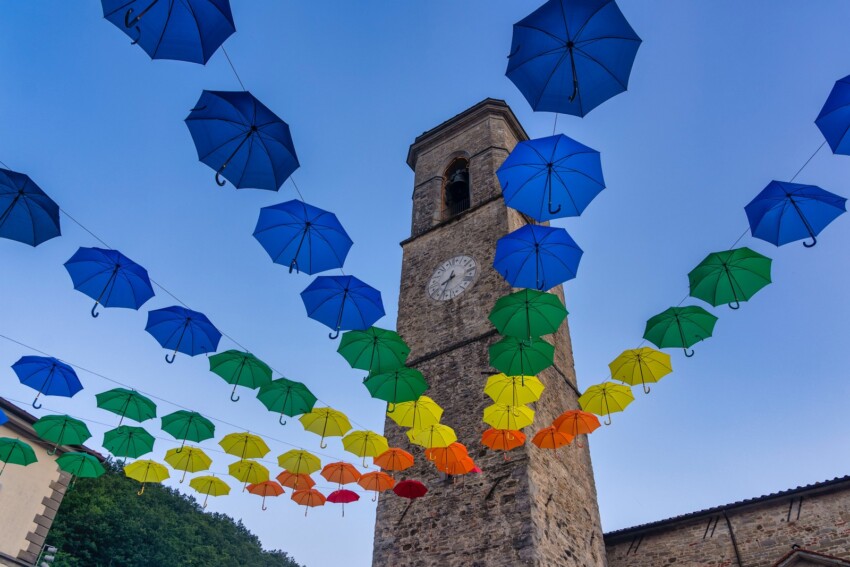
top-left (48, 460), bottom-right (303, 567)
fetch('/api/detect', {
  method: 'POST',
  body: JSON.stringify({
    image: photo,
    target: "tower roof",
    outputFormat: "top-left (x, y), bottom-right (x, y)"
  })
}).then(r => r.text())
top-left (406, 98), bottom-right (527, 170)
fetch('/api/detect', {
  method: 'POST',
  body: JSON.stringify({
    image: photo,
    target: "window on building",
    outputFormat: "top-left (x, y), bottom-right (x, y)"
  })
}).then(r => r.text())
top-left (443, 158), bottom-right (470, 219)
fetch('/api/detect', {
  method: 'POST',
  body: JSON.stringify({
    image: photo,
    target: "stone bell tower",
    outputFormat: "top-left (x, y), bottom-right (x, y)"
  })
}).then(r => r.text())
top-left (372, 99), bottom-right (606, 566)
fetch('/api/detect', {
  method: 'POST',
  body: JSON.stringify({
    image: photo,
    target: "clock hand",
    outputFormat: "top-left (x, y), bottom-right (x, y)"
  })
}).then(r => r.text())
top-left (440, 271), bottom-right (455, 296)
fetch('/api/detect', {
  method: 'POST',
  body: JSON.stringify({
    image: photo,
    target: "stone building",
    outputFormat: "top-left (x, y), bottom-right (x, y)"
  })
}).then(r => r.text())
top-left (0, 398), bottom-right (103, 566)
top-left (371, 99), bottom-right (849, 567)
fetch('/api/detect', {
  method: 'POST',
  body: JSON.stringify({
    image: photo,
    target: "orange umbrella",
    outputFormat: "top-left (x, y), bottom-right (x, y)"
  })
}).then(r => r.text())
top-left (291, 488), bottom-right (326, 516)
top-left (531, 426), bottom-right (572, 450)
top-left (481, 428), bottom-right (525, 460)
top-left (320, 461), bottom-right (361, 485)
top-left (275, 470), bottom-right (316, 490)
top-left (373, 448), bottom-right (414, 476)
top-left (247, 480), bottom-right (284, 511)
top-left (358, 471), bottom-right (395, 501)
top-left (553, 410), bottom-right (600, 447)
top-left (428, 442), bottom-right (471, 475)
top-left (439, 455), bottom-right (475, 476)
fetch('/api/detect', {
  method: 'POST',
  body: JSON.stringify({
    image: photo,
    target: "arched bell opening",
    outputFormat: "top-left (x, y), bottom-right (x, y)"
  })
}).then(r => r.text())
top-left (442, 158), bottom-right (470, 219)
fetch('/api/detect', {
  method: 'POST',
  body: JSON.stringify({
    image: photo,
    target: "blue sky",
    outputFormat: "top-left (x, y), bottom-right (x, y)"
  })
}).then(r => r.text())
top-left (1, 2), bottom-right (849, 565)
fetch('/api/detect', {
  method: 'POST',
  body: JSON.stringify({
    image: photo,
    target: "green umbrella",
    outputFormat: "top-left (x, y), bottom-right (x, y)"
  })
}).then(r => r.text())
top-left (489, 289), bottom-right (567, 340)
top-left (161, 411), bottom-right (215, 450)
top-left (256, 378), bottom-right (317, 426)
top-left (56, 452), bottom-right (105, 486)
top-left (688, 247), bottom-right (772, 310)
top-left (337, 327), bottom-right (410, 375)
top-left (488, 337), bottom-right (555, 377)
top-left (0, 438), bottom-right (37, 475)
top-left (209, 350), bottom-right (273, 402)
top-left (643, 306), bottom-right (719, 358)
top-left (103, 426), bottom-right (155, 459)
top-left (364, 368), bottom-right (428, 411)
top-left (33, 415), bottom-right (92, 455)
top-left (95, 388), bottom-right (157, 425)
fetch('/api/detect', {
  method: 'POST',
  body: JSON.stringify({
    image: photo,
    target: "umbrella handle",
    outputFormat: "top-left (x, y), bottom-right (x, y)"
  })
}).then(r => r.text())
top-left (289, 260), bottom-right (299, 274)
top-left (180, 470), bottom-right (187, 483)
top-left (604, 414), bottom-right (612, 426)
top-left (575, 438), bottom-right (584, 449)
top-left (91, 301), bottom-right (101, 318)
top-left (328, 329), bottom-right (340, 340)
top-left (548, 202), bottom-right (562, 216)
top-left (230, 387), bottom-right (240, 403)
top-left (262, 497), bottom-right (268, 512)
top-left (803, 236), bottom-right (817, 248)
top-left (319, 439), bottom-right (328, 449)
top-left (567, 42), bottom-right (579, 102)
top-left (137, 484), bottom-right (146, 496)
top-left (683, 348), bottom-right (695, 358)
top-left (729, 300), bottom-right (740, 310)
top-left (372, 492), bottom-right (378, 502)
top-left (503, 453), bottom-right (510, 462)
top-left (48, 445), bottom-right (58, 456)
top-left (32, 394), bottom-right (42, 410)
top-left (279, 414), bottom-right (288, 426)
top-left (165, 352), bottom-right (177, 364)
top-left (643, 384), bottom-right (651, 394)
top-left (215, 168), bottom-right (227, 187)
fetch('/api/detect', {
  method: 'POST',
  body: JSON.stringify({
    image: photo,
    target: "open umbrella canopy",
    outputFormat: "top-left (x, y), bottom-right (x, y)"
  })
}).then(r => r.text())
top-left (56, 452), bottom-right (105, 483)
top-left (484, 374), bottom-right (545, 406)
top-left (358, 471), bottom-right (395, 499)
top-left (160, 411), bottom-right (215, 448)
top-left (483, 404), bottom-right (535, 431)
top-left (745, 181), bottom-right (846, 248)
top-left (219, 432), bottom-right (270, 461)
top-left (427, 442), bottom-right (471, 471)
top-left (291, 488), bottom-right (326, 515)
top-left (33, 415), bottom-right (92, 455)
top-left (12, 356), bottom-right (83, 409)
top-left (489, 289), bottom-right (567, 341)
top-left (393, 479), bottom-right (427, 500)
top-left (506, 0), bottom-right (641, 117)
top-left (124, 460), bottom-right (170, 495)
top-left (342, 430), bottom-right (390, 467)
top-left (531, 426), bottom-right (572, 450)
top-left (688, 247), bottom-right (772, 310)
top-left (0, 168), bottom-right (60, 247)
top-left (208, 350), bottom-right (273, 402)
top-left (481, 429), bottom-right (526, 453)
top-left (96, 388), bottom-right (157, 425)
top-left (816, 74), bottom-right (850, 155)
top-left (300, 275), bottom-right (385, 339)
top-left (327, 488), bottom-right (359, 516)
top-left (364, 368), bottom-right (429, 409)
top-left (320, 462), bottom-right (361, 485)
top-left (373, 448), bottom-right (414, 474)
top-left (228, 460), bottom-right (270, 487)
top-left (299, 407), bottom-right (351, 449)
top-left (608, 347), bottom-right (672, 394)
top-left (277, 449), bottom-right (322, 476)
top-left (247, 481), bottom-right (285, 511)
top-left (185, 90), bottom-right (298, 190)
top-left (498, 134), bottom-right (605, 221)
top-left (578, 382), bottom-right (634, 425)
top-left (276, 470), bottom-right (316, 490)
top-left (146, 306), bottom-right (222, 363)
top-left (165, 446), bottom-right (212, 482)
top-left (254, 200), bottom-right (353, 274)
top-left (0, 438), bottom-right (37, 475)
top-left (553, 409), bottom-right (601, 437)
top-left (64, 247), bottom-right (155, 318)
top-left (101, 0), bottom-right (235, 64)
top-left (387, 396), bottom-right (443, 430)
top-left (489, 337), bottom-right (555, 377)
top-left (190, 475), bottom-right (231, 508)
top-left (0, 410), bottom-right (6, 426)
top-left (643, 306), bottom-right (719, 357)
top-left (409, 424), bottom-right (457, 450)
top-left (338, 327), bottom-right (410, 375)
top-left (494, 225), bottom-right (583, 291)
top-left (256, 377), bottom-right (317, 426)
top-left (103, 425), bottom-right (155, 459)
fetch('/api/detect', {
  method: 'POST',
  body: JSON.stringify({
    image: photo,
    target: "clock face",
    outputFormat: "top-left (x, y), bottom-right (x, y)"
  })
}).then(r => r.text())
top-left (427, 255), bottom-right (478, 301)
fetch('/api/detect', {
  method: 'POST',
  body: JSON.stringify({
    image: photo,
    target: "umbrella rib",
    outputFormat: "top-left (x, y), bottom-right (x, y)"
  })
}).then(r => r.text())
top-left (572, 0), bottom-right (615, 40)
top-left (574, 46), bottom-right (629, 90)
top-left (151, 0), bottom-right (176, 60)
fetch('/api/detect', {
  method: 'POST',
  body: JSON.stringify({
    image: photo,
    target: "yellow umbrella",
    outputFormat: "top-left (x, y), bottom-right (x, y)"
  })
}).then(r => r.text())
top-left (578, 382), bottom-right (634, 425)
top-left (218, 432), bottom-right (270, 461)
top-left (484, 374), bottom-right (545, 405)
top-left (124, 459), bottom-right (170, 495)
top-left (228, 459), bottom-right (270, 490)
top-left (483, 404), bottom-right (535, 430)
top-left (164, 446), bottom-right (212, 483)
top-left (342, 430), bottom-right (390, 467)
top-left (299, 407), bottom-right (351, 448)
top-left (189, 475), bottom-right (230, 508)
top-left (409, 424), bottom-right (457, 451)
top-left (608, 347), bottom-right (672, 394)
top-left (277, 449), bottom-right (322, 476)
top-left (387, 396), bottom-right (443, 429)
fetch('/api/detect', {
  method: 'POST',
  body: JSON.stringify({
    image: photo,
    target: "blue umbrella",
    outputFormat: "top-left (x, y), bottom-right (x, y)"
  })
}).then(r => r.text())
top-left (253, 200), bottom-right (353, 275)
top-left (101, 0), bottom-right (235, 65)
top-left (498, 134), bottom-right (604, 221)
top-left (64, 247), bottom-right (155, 318)
top-left (185, 90), bottom-right (299, 191)
top-left (816, 75), bottom-right (850, 155)
top-left (745, 181), bottom-right (846, 248)
top-left (494, 225), bottom-right (583, 291)
top-left (300, 276), bottom-right (385, 339)
top-left (12, 356), bottom-right (83, 409)
top-left (145, 306), bottom-right (222, 363)
top-left (0, 168), bottom-right (61, 247)
top-left (0, 410), bottom-right (6, 426)
top-left (506, 0), bottom-right (641, 117)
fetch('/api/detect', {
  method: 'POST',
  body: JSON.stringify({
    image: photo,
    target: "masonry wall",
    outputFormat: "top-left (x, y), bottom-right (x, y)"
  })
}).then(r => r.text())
top-left (604, 483), bottom-right (850, 567)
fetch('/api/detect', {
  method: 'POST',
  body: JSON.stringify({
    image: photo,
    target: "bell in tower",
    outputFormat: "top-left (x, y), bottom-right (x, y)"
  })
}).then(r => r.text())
top-left (443, 159), bottom-right (470, 219)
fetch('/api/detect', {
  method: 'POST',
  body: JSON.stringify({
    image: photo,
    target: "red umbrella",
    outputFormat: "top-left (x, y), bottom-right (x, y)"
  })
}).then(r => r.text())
top-left (327, 488), bottom-right (360, 517)
top-left (246, 480), bottom-right (284, 511)
top-left (393, 479), bottom-right (428, 526)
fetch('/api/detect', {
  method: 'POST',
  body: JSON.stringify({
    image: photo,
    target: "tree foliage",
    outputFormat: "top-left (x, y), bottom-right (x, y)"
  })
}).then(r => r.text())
top-left (49, 460), bottom-right (303, 567)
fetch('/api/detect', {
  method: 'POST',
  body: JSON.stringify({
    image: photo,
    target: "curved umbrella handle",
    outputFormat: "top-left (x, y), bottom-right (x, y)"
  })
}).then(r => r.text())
top-left (215, 168), bottom-right (227, 187)
top-left (575, 438), bottom-right (584, 449)
top-left (230, 386), bottom-right (240, 403)
top-left (262, 498), bottom-right (268, 512)
top-left (91, 301), bottom-right (101, 318)
top-left (180, 470), bottom-right (187, 483)
top-left (124, 8), bottom-right (136, 27)
top-left (165, 352), bottom-right (176, 364)
top-left (548, 202), bottom-right (562, 216)
top-left (372, 492), bottom-right (378, 502)
top-left (32, 395), bottom-right (42, 410)
top-left (328, 329), bottom-right (340, 340)
top-left (279, 414), bottom-right (288, 426)
top-left (289, 260), bottom-right (299, 274)
top-left (683, 348), bottom-right (695, 358)
top-left (803, 236), bottom-right (817, 248)
top-left (567, 42), bottom-right (579, 102)
top-left (729, 300), bottom-right (741, 310)
top-left (137, 484), bottom-right (146, 496)
top-left (320, 439), bottom-right (328, 449)
top-left (129, 26), bottom-right (141, 45)
top-left (604, 414), bottom-right (612, 426)
top-left (643, 384), bottom-right (651, 395)
top-left (48, 444), bottom-right (58, 456)
top-left (503, 453), bottom-right (510, 462)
